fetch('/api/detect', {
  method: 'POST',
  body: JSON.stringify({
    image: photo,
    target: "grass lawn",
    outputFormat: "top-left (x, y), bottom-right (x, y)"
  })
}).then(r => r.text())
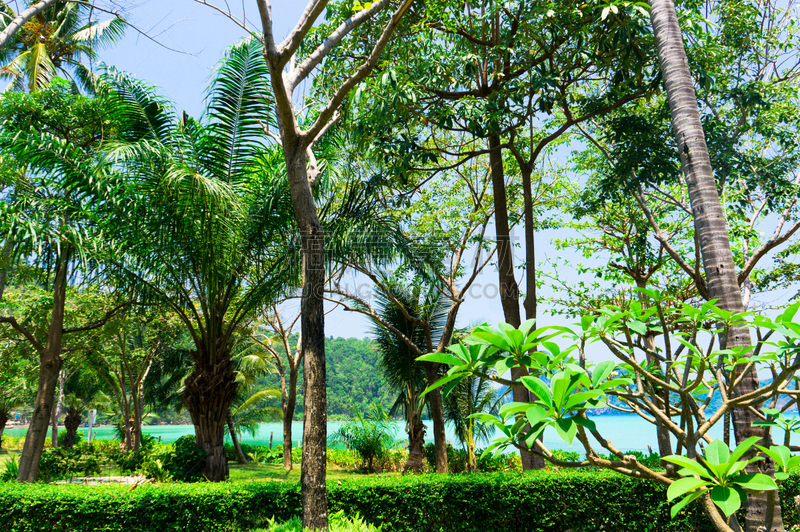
top-left (228, 462), bottom-right (399, 483)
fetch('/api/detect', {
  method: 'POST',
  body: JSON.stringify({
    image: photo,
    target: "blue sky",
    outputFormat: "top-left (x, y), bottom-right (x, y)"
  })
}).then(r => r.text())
top-left (75, 1), bottom-right (800, 341)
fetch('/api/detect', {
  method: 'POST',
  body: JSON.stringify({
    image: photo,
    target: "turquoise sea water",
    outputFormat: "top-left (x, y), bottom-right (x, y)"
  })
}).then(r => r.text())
top-left (6, 415), bottom-right (767, 455)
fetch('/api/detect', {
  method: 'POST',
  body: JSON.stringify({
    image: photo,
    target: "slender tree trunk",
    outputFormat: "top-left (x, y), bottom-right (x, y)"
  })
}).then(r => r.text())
top-left (520, 164), bottom-right (546, 470)
top-left (423, 361), bottom-right (448, 473)
top-left (17, 249), bottom-right (69, 482)
top-left (284, 368), bottom-right (298, 472)
top-left (62, 406), bottom-right (82, 448)
top-left (283, 147), bottom-right (328, 530)
top-left (184, 350), bottom-right (237, 481)
top-left (227, 408), bottom-right (248, 464)
top-left (489, 134), bottom-right (536, 471)
top-left (648, 1), bottom-right (781, 529)
top-left (50, 369), bottom-right (66, 449)
top-left (0, 408), bottom-right (8, 449)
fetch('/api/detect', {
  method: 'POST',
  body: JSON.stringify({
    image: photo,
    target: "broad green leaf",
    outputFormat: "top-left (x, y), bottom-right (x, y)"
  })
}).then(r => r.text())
top-left (573, 416), bottom-right (597, 432)
top-left (520, 376), bottom-right (552, 406)
top-left (519, 318), bottom-right (536, 337)
top-left (421, 373), bottom-right (463, 397)
top-left (667, 477), bottom-right (711, 501)
top-left (709, 486), bottom-right (742, 517)
top-left (670, 489), bottom-right (705, 518)
top-left (526, 405), bottom-right (549, 427)
top-left (554, 417), bottom-right (578, 445)
top-left (473, 329), bottom-right (512, 352)
top-left (728, 436), bottom-right (761, 463)
top-left (662, 455), bottom-right (713, 479)
top-left (416, 352), bottom-right (464, 366)
top-left (732, 473), bottom-right (777, 492)
top-left (591, 360), bottom-right (615, 388)
top-left (705, 439), bottom-right (730, 466)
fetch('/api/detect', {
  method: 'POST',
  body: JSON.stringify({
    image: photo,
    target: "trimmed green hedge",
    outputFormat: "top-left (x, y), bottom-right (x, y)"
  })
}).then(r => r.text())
top-left (2, 471), bottom-right (799, 532)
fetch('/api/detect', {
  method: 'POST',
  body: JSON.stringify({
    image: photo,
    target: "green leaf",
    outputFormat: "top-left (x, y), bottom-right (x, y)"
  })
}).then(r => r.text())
top-left (416, 352), bottom-right (465, 366)
top-left (591, 360), bottom-right (615, 388)
top-left (554, 417), bottom-right (578, 445)
top-left (705, 439), bottom-right (730, 466)
top-left (667, 477), bottom-right (711, 501)
top-left (729, 436), bottom-right (760, 463)
top-left (662, 455), bottom-right (713, 479)
top-left (573, 416), bottom-right (597, 432)
top-left (709, 486), bottom-right (742, 517)
top-left (670, 490), bottom-right (706, 518)
top-left (732, 473), bottom-right (777, 492)
top-left (525, 405), bottom-right (549, 427)
top-left (520, 376), bottom-right (552, 406)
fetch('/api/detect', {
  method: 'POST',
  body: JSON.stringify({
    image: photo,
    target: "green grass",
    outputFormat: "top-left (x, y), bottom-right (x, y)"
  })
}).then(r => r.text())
top-left (228, 462), bottom-right (399, 483)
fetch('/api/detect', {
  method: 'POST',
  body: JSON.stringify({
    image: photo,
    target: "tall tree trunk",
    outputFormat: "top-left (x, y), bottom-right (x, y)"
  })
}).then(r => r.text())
top-left (227, 408), bottom-right (248, 464)
top-left (283, 368), bottom-right (298, 472)
top-left (488, 133), bottom-right (536, 471)
top-left (284, 147), bottom-right (328, 531)
top-left (62, 406), bottom-right (82, 448)
top-left (520, 164), bottom-right (546, 470)
top-left (184, 351), bottom-right (237, 481)
top-left (423, 361), bottom-right (448, 473)
top-left (648, 1), bottom-right (780, 530)
top-left (17, 249), bottom-right (69, 482)
top-left (50, 369), bottom-right (66, 449)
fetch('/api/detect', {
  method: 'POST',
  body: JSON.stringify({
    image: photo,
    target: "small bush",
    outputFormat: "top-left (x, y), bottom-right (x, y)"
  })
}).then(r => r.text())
top-left (0, 455), bottom-right (18, 481)
top-left (38, 442), bottom-right (101, 481)
top-left (256, 512), bottom-right (381, 532)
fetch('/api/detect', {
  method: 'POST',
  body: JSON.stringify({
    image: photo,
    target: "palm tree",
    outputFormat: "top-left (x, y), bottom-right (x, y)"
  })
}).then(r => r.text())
top-left (329, 404), bottom-right (397, 473)
top-left (101, 37), bottom-right (296, 481)
top-left (0, 1), bottom-right (124, 93)
top-left (443, 374), bottom-right (499, 472)
top-left (646, 1), bottom-right (773, 530)
top-left (371, 280), bottom-right (448, 474)
top-left (103, 37), bottom-right (404, 481)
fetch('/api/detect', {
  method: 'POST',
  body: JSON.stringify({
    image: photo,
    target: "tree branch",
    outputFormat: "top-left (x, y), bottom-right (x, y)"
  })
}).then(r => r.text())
top-left (0, 0), bottom-right (64, 49)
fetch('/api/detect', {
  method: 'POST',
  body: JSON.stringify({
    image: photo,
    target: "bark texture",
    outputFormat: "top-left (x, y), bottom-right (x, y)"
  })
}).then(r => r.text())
top-left (402, 409), bottom-right (426, 474)
top-left (283, 369), bottom-right (298, 471)
top-left (62, 406), bottom-right (82, 448)
top-left (423, 361), bottom-right (448, 473)
top-left (227, 409), bottom-right (248, 465)
top-left (183, 352), bottom-right (237, 481)
top-left (488, 134), bottom-right (536, 471)
top-left (648, 1), bottom-right (781, 529)
top-left (17, 251), bottom-right (68, 482)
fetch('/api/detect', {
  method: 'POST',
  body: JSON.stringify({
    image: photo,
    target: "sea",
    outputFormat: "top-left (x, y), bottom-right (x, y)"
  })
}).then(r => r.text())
top-left (6, 414), bottom-right (780, 455)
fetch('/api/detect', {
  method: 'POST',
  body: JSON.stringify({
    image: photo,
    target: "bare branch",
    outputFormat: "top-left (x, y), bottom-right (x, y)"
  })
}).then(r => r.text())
top-left (287, 0), bottom-right (391, 91)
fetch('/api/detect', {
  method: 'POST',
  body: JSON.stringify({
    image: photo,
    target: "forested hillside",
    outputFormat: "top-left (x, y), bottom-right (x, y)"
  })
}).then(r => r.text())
top-left (261, 337), bottom-right (396, 419)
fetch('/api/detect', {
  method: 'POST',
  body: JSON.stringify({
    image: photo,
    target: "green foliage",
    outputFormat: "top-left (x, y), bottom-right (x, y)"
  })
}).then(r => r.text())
top-left (57, 430), bottom-right (82, 447)
top-left (328, 405), bottom-right (398, 473)
top-left (5, 470), bottom-right (794, 531)
top-left (0, 455), bottom-right (18, 482)
top-left (664, 438), bottom-right (777, 518)
top-left (256, 511), bottom-right (381, 532)
top-left (38, 443), bottom-right (101, 481)
top-left (156, 435), bottom-right (206, 482)
top-left (424, 443), bottom-right (520, 473)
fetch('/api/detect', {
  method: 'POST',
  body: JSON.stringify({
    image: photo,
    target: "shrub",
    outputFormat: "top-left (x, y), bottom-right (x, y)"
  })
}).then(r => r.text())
top-left (256, 512), bottom-right (381, 532)
top-left (57, 430), bottom-right (82, 447)
top-left (0, 456), bottom-right (18, 482)
top-left (328, 406), bottom-right (398, 473)
top-left (5, 470), bottom-right (792, 531)
top-left (38, 443), bottom-right (101, 481)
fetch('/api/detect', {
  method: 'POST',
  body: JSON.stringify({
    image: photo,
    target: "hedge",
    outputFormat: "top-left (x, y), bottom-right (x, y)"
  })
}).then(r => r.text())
top-left (2, 471), bottom-right (799, 532)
